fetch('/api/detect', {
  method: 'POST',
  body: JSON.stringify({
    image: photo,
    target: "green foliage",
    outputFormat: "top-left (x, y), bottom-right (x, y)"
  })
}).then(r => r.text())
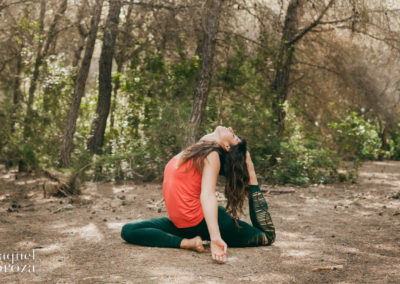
top-left (388, 123), bottom-right (400, 160)
top-left (0, 53), bottom-right (74, 170)
top-left (249, 105), bottom-right (345, 186)
top-left (77, 47), bottom-right (375, 185)
top-left (70, 52), bottom-right (201, 181)
top-left (329, 111), bottom-right (382, 161)
top-left (1, 35), bottom-right (398, 188)
top-left (205, 45), bottom-right (347, 186)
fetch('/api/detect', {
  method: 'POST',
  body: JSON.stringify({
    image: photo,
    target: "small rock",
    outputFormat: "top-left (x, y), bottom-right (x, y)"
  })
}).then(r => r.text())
top-left (117, 195), bottom-right (126, 200)
top-left (92, 211), bottom-right (96, 214)
top-left (103, 218), bottom-right (107, 222)
top-left (382, 205), bottom-right (387, 209)
top-left (391, 192), bottom-right (400, 199)
top-left (334, 205), bottom-right (337, 209)
top-left (157, 208), bottom-right (162, 213)
top-left (112, 209), bottom-right (116, 212)
top-left (378, 212), bottom-right (383, 216)
top-left (115, 216), bottom-right (121, 220)
top-left (331, 234), bottom-right (335, 238)
top-left (121, 201), bottom-right (127, 206)
top-left (7, 207), bottom-right (18, 213)
top-left (393, 211), bottom-right (400, 216)
top-left (59, 200), bottom-right (63, 204)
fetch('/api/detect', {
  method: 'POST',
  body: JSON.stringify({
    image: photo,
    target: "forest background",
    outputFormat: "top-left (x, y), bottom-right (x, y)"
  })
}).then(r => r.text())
top-left (1, 0), bottom-right (400, 191)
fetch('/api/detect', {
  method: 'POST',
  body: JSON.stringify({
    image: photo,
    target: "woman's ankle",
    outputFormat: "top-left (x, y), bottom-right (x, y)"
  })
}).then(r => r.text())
top-left (180, 236), bottom-right (204, 252)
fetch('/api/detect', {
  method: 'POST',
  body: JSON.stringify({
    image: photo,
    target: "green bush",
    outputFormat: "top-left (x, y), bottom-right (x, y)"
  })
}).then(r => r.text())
top-left (388, 123), bottom-right (400, 160)
top-left (329, 111), bottom-right (381, 161)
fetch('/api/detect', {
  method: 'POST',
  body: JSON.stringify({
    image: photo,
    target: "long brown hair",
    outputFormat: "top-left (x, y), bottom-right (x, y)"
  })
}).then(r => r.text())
top-left (179, 139), bottom-right (250, 219)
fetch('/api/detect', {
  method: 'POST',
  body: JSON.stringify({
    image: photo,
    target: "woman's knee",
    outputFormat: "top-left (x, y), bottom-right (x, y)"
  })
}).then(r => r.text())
top-left (120, 223), bottom-right (130, 241)
top-left (217, 205), bottom-right (232, 221)
top-left (121, 222), bottom-right (141, 241)
top-left (217, 205), bottom-right (226, 213)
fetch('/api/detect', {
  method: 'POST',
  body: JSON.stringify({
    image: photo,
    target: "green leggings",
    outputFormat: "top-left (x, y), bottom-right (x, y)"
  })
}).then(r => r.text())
top-left (121, 185), bottom-right (275, 248)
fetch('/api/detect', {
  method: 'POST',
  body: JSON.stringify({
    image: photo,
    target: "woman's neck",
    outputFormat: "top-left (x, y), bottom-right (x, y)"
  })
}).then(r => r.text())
top-left (200, 132), bottom-right (220, 144)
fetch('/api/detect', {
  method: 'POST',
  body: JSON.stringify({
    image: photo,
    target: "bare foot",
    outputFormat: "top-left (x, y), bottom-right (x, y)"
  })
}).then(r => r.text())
top-left (180, 236), bottom-right (204, 253)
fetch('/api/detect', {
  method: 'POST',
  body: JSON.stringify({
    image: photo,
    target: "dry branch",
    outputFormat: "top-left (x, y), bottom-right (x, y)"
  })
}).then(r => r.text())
top-left (312, 265), bottom-right (344, 271)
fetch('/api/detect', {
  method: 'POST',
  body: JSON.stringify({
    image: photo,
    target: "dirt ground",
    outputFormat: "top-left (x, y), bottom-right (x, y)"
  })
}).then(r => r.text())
top-left (0, 161), bottom-right (399, 284)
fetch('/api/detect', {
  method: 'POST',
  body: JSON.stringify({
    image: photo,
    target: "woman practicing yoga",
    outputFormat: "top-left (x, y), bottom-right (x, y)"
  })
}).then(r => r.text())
top-left (120, 126), bottom-right (275, 263)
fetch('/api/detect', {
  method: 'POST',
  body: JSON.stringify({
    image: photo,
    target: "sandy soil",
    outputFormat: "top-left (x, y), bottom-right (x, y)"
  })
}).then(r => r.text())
top-left (0, 161), bottom-right (399, 284)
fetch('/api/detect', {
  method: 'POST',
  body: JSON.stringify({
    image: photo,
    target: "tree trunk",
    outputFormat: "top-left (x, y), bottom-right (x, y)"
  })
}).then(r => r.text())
top-left (72, 0), bottom-right (89, 68)
top-left (110, 0), bottom-right (134, 134)
top-left (271, 0), bottom-right (305, 137)
top-left (10, 48), bottom-right (23, 133)
top-left (109, 67), bottom-right (120, 133)
top-left (24, 0), bottom-right (68, 139)
top-left (186, 0), bottom-right (225, 145)
top-left (87, 0), bottom-right (122, 154)
top-left (59, 0), bottom-right (104, 167)
top-left (23, 0), bottom-right (46, 140)
top-left (378, 123), bottom-right (389, 160)
top-left (271, 0), bottom-right (335, 137)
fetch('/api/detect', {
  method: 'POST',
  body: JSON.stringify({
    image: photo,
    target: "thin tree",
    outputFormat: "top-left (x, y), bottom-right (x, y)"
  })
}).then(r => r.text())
top-left (24, 0), bottom-right (68, 139)
top-left (110, 0), bottom-right (135, 133)
top-left (271, 0), bottom-right (334, 137)
top-left (87, 0), bottom-right (122, 154)
top-left (10, 43), bottom-right (23, 133)
top-left (72, 0), bottom-right (90, 68)
top-left (186, 0), bottom-right (225, 145)
top-left (59, 0), bottom-right (104, 167)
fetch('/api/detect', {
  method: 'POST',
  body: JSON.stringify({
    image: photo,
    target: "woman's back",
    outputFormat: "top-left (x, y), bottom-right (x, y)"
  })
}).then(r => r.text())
top-left (163, 156), bottom-right (204, 228)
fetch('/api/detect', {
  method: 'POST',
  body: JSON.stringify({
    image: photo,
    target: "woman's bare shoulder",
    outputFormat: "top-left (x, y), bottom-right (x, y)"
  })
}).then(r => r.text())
top-left (204, 151), bottom-right (220, 165)
top-left (175, 151), bottom-right (184, 159)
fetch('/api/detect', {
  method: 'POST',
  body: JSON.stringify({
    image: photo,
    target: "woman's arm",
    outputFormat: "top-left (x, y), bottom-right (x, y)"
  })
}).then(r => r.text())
top-left (246, 151), bottom-right (258, 185)
top-left (200, 151), bottom-right (227, 263)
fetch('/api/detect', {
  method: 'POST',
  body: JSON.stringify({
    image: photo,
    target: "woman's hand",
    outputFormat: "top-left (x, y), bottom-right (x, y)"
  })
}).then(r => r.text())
top-left (211, 238), bottom-right (227, 263)
top-left (246, 151), bottom-right (258, 185)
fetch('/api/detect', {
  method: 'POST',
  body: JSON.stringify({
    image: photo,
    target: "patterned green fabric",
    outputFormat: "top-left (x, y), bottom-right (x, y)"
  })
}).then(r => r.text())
top-left (248, 184), bottom-right (276, 245)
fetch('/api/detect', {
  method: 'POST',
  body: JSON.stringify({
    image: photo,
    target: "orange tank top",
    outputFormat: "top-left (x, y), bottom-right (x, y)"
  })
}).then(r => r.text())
top-left (162, 156), bottom-right (204, 228)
